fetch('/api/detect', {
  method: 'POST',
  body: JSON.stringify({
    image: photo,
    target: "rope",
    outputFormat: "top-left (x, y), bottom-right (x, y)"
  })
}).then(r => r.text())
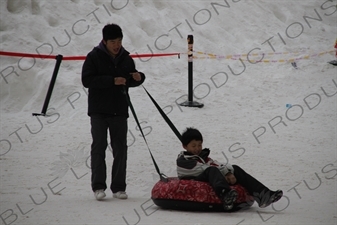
top-left (125, 86), bottom-right (184, 182)
top-left (142, 86), bottom-right (182, 142)
top-left (1, 49), bottom-right (334, 63)
top-left (124, 87), bottom-right (169, 182)
top-left (0, 51), bottom-right (180, 60)
top-left (191, 49), bottom-right (336, 63)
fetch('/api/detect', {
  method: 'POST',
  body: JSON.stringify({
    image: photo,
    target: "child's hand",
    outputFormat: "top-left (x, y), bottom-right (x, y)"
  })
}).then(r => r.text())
top-left (225, 172), bottom-right (237, 185)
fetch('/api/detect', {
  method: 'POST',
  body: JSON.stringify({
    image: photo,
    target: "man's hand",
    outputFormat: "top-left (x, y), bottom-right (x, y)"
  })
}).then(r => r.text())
top-left (114, 77), bottom-right (126, 85)
top-left (130, 72), bottom-right (141, 81)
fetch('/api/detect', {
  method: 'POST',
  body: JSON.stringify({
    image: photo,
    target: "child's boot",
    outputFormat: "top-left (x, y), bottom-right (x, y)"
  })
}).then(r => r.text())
top-left (221, 189), bottom-right (238, 211)
top-left (256, 189), bottom-right (283, 208)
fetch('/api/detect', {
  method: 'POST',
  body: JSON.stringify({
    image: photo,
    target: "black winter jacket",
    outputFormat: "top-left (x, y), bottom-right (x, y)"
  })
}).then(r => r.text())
top-left (81, 42), bottom-right (145, 117)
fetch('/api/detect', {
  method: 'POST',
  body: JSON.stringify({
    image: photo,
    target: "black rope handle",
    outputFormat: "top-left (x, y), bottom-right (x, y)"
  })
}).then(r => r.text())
top-left (125, 87), bottom-right (168, 182)
top-left (142, 86), bottom-right (182, 142)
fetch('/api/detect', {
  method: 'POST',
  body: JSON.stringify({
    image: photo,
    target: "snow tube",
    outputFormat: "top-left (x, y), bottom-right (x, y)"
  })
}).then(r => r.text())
top-left (151, 177), bottom-right (254, 212)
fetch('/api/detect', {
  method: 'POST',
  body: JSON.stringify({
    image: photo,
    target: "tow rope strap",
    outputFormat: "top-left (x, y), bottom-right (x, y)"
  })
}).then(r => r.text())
top-left (125, 87), bottom-right (168, 182)
top-left (142, 86), bottom-right (182, 142)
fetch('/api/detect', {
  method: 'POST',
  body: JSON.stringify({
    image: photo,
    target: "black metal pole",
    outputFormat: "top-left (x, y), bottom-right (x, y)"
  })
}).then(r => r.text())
top-left (180, 35), bottom-right (204, 108)
top-left (188, 35), bottom-right (193, 102)
top-left (33, 54), bottom-right (63, 116)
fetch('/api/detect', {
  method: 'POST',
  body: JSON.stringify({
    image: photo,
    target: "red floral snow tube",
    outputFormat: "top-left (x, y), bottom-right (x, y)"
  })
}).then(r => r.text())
top-left (151, 177), bottom-right (254, 212)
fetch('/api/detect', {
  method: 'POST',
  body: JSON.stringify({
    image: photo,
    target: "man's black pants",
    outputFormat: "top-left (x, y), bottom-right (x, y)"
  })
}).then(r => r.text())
top-left (90, 114), bottom-right (128, 193)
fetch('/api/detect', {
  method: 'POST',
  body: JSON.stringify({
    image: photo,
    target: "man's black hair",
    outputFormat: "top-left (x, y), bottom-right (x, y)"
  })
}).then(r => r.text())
top-left (102, 23), bottom-right (123, 41)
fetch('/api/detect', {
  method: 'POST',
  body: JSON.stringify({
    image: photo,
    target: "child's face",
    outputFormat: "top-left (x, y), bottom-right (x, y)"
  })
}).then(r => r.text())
top-left (183, 139), bottom-right (203, 155)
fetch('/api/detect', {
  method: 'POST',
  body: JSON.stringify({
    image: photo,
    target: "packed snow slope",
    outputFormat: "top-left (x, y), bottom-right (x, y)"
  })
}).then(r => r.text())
top-left (0, 0), bottom-right (336, 225)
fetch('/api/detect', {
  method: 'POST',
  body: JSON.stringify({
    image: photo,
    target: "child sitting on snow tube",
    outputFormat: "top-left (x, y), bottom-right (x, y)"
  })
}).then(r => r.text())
top-left (176, 127), bottom-right (283, 211)
top-left (151, 177), bottom-right (254, 212)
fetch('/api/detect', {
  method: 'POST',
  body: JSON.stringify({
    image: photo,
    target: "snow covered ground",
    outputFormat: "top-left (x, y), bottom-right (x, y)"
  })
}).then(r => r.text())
top-left (1, 0), bottom-right (336, 224)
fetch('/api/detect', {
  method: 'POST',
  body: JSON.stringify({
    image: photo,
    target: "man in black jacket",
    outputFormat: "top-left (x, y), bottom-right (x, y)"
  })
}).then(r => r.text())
top-left (82, 23), bottom-right (145, 200)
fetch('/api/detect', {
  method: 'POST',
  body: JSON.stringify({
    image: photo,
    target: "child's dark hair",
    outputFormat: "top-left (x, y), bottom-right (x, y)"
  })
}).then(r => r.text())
top-left (181, 127), bottom-right (203, 146)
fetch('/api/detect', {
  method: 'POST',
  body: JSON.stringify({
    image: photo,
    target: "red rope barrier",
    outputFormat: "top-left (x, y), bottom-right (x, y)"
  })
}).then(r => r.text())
top-left (0, 51), bottom-right (56, 59)
top-left (0, 51), bottom-right (180, 60)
